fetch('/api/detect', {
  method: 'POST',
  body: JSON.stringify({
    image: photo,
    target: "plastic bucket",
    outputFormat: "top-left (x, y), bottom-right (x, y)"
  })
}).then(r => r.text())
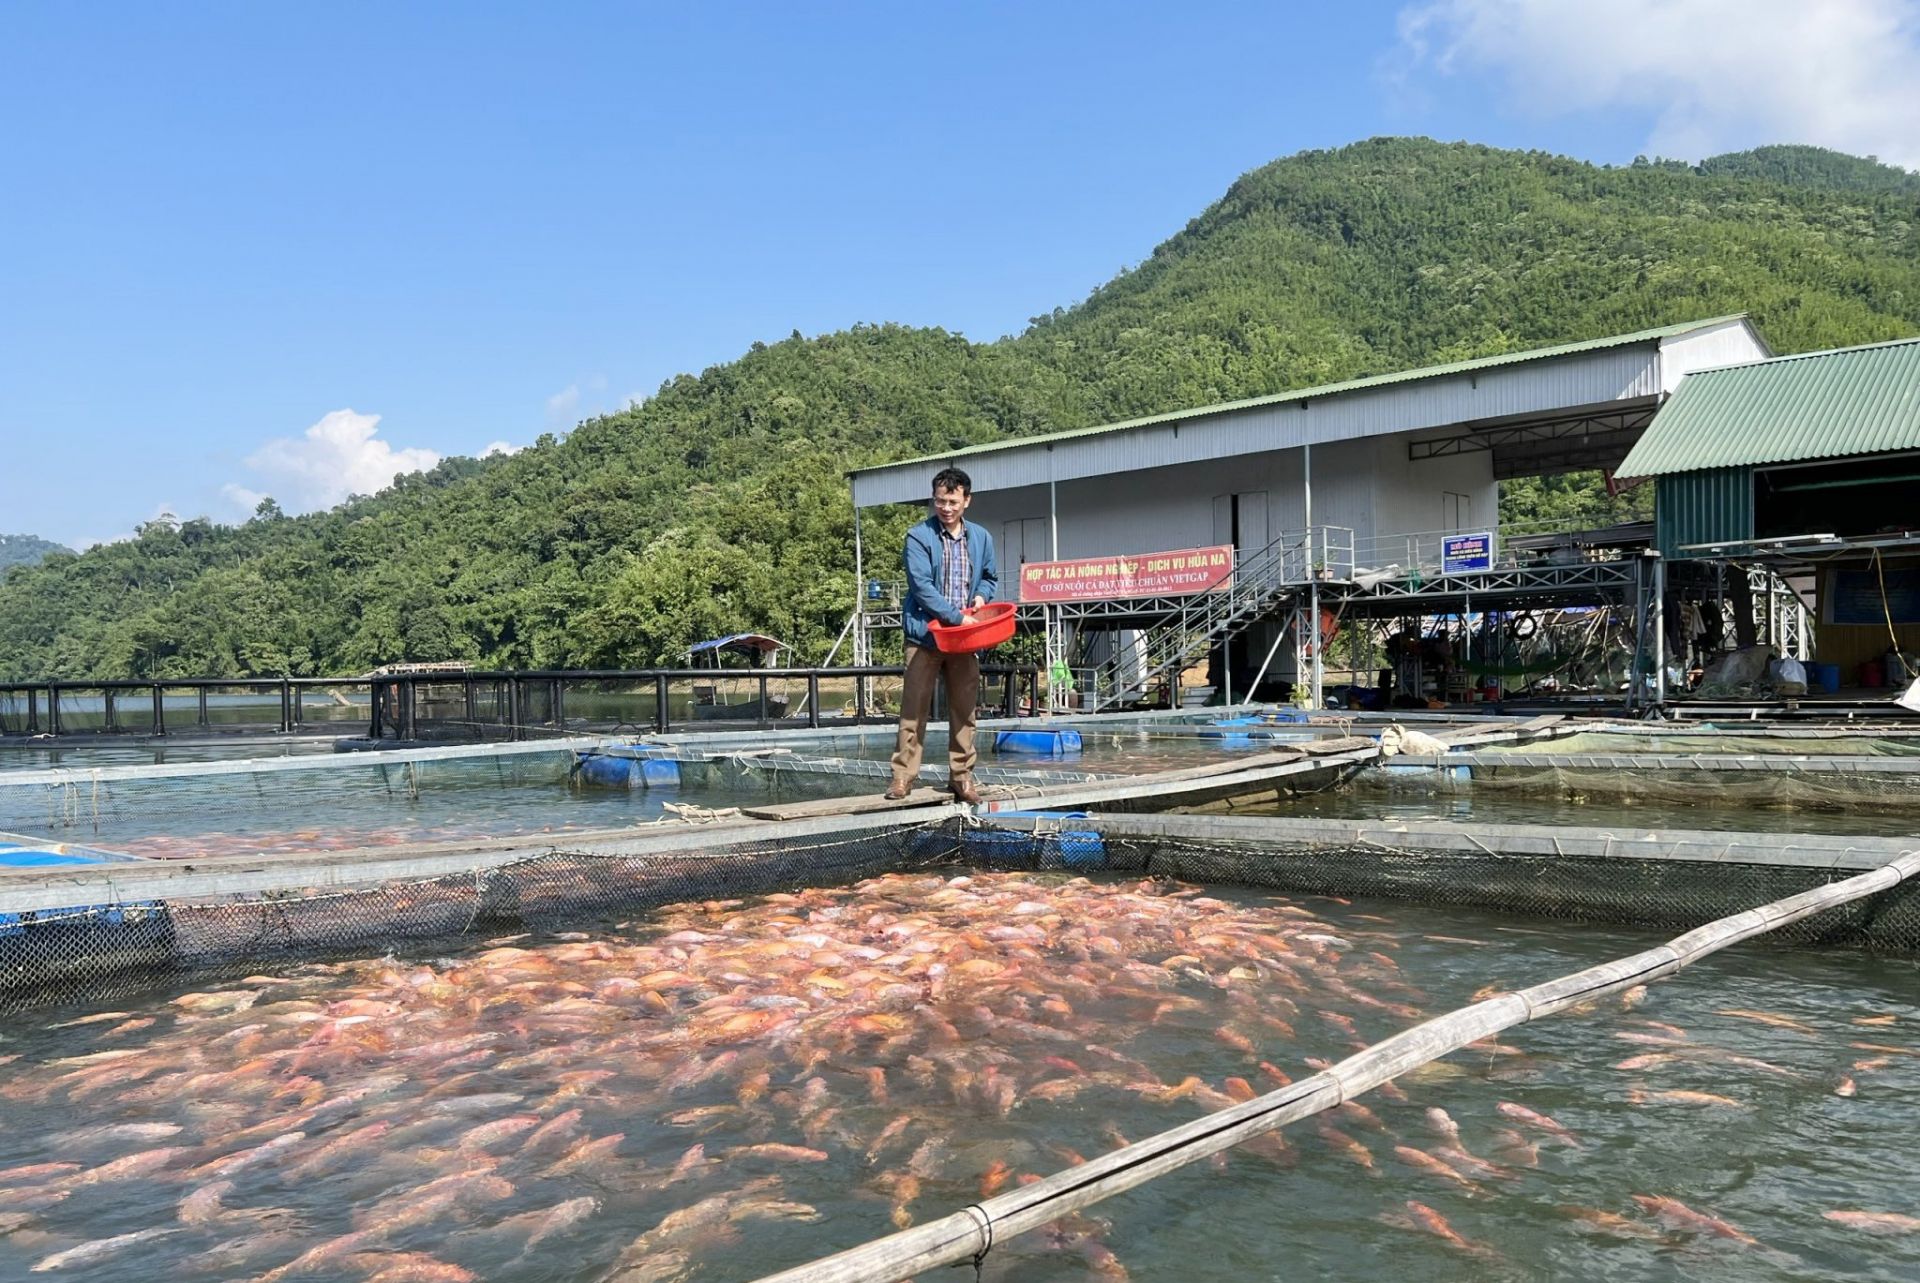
top-left (929, 602), bottom-right (1016, 653)
top-left (1862, 661), bottom-right (1885, 689)
top-left (1808, 662), bottom-right (1841, 694)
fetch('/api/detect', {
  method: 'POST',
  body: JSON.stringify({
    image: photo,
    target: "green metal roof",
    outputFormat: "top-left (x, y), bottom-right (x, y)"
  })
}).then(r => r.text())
top-left (1618, 335), bottom-right (1920, 478)
top-left (850, 315), bottom-right (1754, 476)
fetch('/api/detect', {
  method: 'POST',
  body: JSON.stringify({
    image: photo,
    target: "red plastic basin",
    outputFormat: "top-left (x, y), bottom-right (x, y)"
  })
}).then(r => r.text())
top-left (929, 601), bottom-right (1016, 653)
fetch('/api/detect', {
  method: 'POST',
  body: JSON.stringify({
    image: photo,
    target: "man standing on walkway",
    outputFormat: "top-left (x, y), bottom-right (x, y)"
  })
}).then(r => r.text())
top-left (888, 466), bottom-right (998, 804)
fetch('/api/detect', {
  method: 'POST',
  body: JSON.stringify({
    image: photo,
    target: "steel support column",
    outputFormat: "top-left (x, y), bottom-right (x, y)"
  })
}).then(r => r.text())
top-left (1651, 553), bottom-right (1667, 707)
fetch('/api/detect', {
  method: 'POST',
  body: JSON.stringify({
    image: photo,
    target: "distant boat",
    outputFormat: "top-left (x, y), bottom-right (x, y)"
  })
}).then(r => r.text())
top-left (686, 634), bottom-right (793, 722)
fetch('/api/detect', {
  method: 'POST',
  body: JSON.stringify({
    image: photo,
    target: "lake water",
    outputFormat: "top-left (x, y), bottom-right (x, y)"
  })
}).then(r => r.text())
top-left (0, 739), bottom-right (341, 772)
top-left (0, 751), bottom-right (826, 860)
top-left (0, 869), bottom-right (1914, 1282)
top-left (1245, 784), bottom-right (1920, 841)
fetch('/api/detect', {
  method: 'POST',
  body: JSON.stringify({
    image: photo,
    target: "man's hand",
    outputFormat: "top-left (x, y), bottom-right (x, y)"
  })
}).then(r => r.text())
top-left (970, 595), bottom-right (986, 610)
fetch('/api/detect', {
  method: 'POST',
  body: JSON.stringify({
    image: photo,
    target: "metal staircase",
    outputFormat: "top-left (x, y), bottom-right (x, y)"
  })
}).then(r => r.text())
top-left (1087, 527), bottom-right (1353, 711)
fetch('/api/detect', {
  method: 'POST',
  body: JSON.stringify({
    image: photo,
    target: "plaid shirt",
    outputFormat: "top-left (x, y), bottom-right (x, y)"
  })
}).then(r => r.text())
top-left (939, 521), bottom-right (971, 614)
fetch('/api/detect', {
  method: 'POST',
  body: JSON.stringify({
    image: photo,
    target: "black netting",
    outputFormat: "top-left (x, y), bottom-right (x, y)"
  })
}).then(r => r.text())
top-left (982, 829), bottom-right (1920, 952)
top-left (0, 750), bottom-right (586, 837)
top-left (7, 810), bottom-right (1916, 1020)
top-left (0, 819), bottom-right (965, 1016)
top-left (1361, 761), bottom-right (1920, 812)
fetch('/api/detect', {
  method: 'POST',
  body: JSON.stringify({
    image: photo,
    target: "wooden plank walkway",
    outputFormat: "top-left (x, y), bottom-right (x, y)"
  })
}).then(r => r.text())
top-left (740, 786), bottom-right (1014, 821)
top-left (739, 749), bottom-right (1317, 821)
top-left (1299, 737), bottom-right (1377, 756)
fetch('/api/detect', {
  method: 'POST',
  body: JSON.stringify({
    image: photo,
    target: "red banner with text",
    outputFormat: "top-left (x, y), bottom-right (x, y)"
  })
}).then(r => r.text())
top-left (1018, 544), bottom-right (1235, 604)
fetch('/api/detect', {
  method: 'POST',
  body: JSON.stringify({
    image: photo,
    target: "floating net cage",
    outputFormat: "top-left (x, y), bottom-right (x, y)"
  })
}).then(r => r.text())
top-left (0, 741), bottom-right (900, 854)
top-left (0, 816), bottom-right (963, 1016)
top-left (0, 744), bottom-right (602, 847)
top-left (6, 794), bottom-right (1920, 1283)
top-left (1361, 758), bottom-right (1920, 811)
top-left (1490, 730), bottom-right (1920, 757)
top-left (1080, 824), bottom-right (1920, 948)
top-left (5, 810), bottom-right (1919, 1019)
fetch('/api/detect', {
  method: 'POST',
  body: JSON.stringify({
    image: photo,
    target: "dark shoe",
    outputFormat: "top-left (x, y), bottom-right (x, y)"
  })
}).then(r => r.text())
top-left (951, 778), bottom-right (982, 806)
top-left (884, 780), bottom-right (911, 801)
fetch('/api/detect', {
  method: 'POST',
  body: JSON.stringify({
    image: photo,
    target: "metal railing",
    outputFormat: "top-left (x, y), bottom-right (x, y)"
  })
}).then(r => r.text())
top-left (1086, 526), bottom-right (1353, 711)
top-left (368, 666), bottom-right (1041, 740)
top-left (0, 677), bottom-right (374, 738)
top-left (1352, 513), bottom-right (1653, 580)
top-left (0, 665), bottom-right (1042, 741)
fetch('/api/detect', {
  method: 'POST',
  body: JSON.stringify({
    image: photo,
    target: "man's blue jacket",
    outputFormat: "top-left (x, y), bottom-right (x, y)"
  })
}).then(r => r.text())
top-left (901, 516), bottom-right (998, 650)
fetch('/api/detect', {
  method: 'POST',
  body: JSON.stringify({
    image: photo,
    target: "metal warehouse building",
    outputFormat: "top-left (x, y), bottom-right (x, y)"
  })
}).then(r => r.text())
top-left (1618, 335), bottom-right (1920, 691)
top-left (850, 316), bottom-right (1771, 711)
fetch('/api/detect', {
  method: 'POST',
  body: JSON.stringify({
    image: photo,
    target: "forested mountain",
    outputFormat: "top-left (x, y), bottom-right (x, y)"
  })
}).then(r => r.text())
top-left (1693, 145), bottom-right (1920, 196)
top-left (4, 137), bottom-right (1918, 679)
top-left (0, 534), bottom-right (71, 574)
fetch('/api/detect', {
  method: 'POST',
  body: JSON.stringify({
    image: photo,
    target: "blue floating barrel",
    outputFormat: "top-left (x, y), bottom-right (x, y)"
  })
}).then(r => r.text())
top-left (1808, 662), bottom-right (1841, 694)
top-left (1056, 830), bottom-right (1107, 868)
top-left (993, 728), bottom-right (1084, 757)
top-left (575, 752), bottom-right (640, 788)
top-left (964, 827), bottom-right (1039, 865)
top-left (910, 829), bottom-right (960, 861)
top-left (575, 752), bottom-right (682, 789)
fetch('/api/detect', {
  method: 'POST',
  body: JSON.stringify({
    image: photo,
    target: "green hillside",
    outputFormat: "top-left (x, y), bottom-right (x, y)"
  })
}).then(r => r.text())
top-left (0, 534), bottom-right (71, 575)
top-left (4, 137), bottom-right (1918, 680)
top-left (1694, 145), bottom-right (1920, 195)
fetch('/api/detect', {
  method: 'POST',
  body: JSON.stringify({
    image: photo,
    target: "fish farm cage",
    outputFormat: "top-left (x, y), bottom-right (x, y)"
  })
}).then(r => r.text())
top-left (5, 721), bottom-right (1920, 1283)
top-left (6, 805), bottom-right (1919, 1018)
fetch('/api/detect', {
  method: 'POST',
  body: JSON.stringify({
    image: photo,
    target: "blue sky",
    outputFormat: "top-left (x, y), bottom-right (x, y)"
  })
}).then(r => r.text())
top-left (5, 1), bottom-right (1918, 548)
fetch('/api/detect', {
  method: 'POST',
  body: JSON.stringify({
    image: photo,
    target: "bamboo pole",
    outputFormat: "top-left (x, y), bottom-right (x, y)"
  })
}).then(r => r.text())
top-left (749, 848), bottom-right (1920, 1283)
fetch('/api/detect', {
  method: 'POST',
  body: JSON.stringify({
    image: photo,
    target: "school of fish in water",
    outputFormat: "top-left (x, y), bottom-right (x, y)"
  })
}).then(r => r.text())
top-left (1, 869), bottom-right (1916, 1282)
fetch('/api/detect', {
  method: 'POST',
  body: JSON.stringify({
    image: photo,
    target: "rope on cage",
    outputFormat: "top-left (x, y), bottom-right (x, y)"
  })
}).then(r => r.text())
top-left (655, 802), bottom-right (745, 824)
top-left (1873, 548), bottom-right (1913, 673)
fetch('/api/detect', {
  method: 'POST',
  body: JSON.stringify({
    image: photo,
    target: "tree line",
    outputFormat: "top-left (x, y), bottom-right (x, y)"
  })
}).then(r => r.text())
top-left (4, 138), bottom-right (1917, 679)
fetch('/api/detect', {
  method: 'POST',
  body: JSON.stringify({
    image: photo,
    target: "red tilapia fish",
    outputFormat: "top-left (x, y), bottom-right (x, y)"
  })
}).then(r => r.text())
top-left (3, 871), bottom-right (1448, 1280)
top-left (1632, 1194), bottom-right (1760, 1246)
top-left (0, 867), bottom-right (1842, 1281)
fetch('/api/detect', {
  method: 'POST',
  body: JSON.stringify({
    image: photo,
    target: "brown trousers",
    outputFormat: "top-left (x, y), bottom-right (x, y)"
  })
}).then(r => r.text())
top-left (891, 644), bottom-right (980, 786)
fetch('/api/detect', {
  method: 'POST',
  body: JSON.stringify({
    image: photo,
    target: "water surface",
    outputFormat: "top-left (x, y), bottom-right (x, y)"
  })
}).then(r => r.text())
top-left (0, 871), bottom-right (1913, 1282)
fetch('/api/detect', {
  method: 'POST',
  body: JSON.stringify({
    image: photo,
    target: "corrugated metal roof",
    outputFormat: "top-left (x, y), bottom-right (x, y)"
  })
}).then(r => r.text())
top-left (1618, 336), bottom-right (1920, 477)
top-left (850, 315), bottom-right (1752, 478)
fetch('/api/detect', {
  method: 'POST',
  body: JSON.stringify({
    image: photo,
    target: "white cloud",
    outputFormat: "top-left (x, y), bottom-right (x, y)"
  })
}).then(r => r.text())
top-left (546, 375), bottom-right (612, 425)
top-left (221, 483), bottom-right (269, 511)
top-left (480, 441), bottom-right (521, 457)
top-left (1395, 0), bottom-right (1920, 169)
top-left (226, 409), bottom-right (440, 514)
top-left (76, 503), bottom-right (183, 549)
